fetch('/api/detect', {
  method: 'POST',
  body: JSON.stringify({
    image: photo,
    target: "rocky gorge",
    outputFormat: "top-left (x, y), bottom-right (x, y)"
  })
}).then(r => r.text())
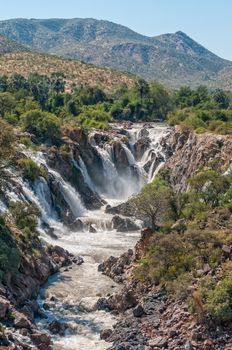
top-left (0, 122), bottom-right (232, 350)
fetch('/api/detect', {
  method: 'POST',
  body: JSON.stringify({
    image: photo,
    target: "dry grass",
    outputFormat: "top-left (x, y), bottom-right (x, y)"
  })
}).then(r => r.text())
top-left (0, 52), bottom-right (136, 92)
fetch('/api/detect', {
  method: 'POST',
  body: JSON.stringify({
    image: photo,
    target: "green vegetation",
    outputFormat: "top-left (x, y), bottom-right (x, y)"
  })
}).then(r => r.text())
top-left (22, 109), bottom-right (61, 142)
top-left (9, 202), bottom-right (39, 232)
top-left (0, 119), bottom-right (15, 188)
top-left (0, 73), bottom-right (231, 141)
top-left (17, 158), bottom-right (46, 181)
top-left (134, 168), bottom-right (232, 322)
top-left (168, 86), bottom-right (232, 134)
top-left (129, 176), bottom-right (174, 230)
top-left (205, 276), bottom-right (232, 322)
top-left (0, 217), bottom-right (20, 282)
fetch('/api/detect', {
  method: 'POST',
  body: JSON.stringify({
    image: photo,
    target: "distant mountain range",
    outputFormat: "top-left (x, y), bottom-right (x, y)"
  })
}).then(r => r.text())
top-left (0, 18), bottom-right (232, 89)
top-left (0, 33), bottom-right (29, 54)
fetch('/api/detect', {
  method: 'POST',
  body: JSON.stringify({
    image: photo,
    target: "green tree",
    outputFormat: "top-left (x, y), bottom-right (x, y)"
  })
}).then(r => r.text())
top-left (28, 73), bottom-right (50, 109)
top-left (0, 92), bottom-right (16, 117)
top-left (0, 119), bottom-right (15, 171)
top-left (22, 109), bottom-right (61, 142)
top-left (213, 89), bottom-right (230, 109)
top-left (129, 177), bottom-right (173, 230)
top-left (189, 170), bottom-right (231, 207)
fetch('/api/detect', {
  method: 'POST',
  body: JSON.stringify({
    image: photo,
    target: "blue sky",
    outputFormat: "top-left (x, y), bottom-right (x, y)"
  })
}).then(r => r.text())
top-left (1, 0), bottom-right (232, 60)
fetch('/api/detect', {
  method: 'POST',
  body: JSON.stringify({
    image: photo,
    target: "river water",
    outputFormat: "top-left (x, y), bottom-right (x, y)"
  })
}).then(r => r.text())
top-left (25, 123), bottom-right (170, 349)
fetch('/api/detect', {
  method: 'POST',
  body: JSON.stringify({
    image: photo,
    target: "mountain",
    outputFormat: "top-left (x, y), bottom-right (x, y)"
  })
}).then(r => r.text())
top-left (0, 18), bottom-right (231, 88)
top-left (0, 33), bottom-right (28, 54)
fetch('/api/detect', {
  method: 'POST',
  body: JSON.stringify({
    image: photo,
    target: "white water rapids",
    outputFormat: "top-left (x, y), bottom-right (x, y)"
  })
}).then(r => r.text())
top-left (6, 123), bottom-right (170, 349)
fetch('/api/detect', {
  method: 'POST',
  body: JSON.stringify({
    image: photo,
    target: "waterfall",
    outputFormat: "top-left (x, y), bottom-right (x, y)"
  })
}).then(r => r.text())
top-left (95, 145), bottom-right (120, 198)
top-left (78, 156), bottom-right (97, 193)
top-left (121, 143), bottom-right (135, 165)
top-left (0, 199), bottom-right (7, 213)
top-left (49, 168), bottom-right (86, 218)
top-left (24, 150), bottom-right (86, 218)
top-left (33, 177), bottom-right (57, 219)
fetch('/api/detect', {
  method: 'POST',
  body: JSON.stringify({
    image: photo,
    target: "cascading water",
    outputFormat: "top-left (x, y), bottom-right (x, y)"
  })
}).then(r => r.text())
top-left (12, 123), bottom-right (170, 350)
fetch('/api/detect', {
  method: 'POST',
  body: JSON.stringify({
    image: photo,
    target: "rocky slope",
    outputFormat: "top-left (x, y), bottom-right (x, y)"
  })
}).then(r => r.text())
top-left (162, 127), bottom-right (232, 192)
top-left (0, 18), bottom-right (232, 89)
top-left (0, 34), bottom-right (29, 54)
top-left (95, 127), bottom-right (232, 350)
top-left (98, 227), bottom-right (232, 350)
top-left (0, 220), bottom-right (75, 349)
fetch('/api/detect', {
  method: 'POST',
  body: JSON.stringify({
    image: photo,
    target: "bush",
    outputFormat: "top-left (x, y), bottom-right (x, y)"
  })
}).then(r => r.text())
top-left (22, 109), bottom-right (61, 142)
top-left (78, 104), bottom-right (111, 129)
top-left (206, 277), bottom-right (232, 322)
top-left (17, 158), bottom-right (44, 181)
top-left (9, 202), bottom-right (39, 232)
top-left (0, 217), bottom-right (20, 282)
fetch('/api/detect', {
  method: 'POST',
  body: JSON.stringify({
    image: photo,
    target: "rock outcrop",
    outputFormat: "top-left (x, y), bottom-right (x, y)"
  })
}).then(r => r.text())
top-left (163, 127), bottom-right (232, 192)
top-left (0, 227), bottom-right (73, 350)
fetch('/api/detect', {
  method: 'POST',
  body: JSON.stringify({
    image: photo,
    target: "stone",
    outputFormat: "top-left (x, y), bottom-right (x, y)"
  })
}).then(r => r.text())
top-left (14, 312), bottom-right (31, 329)
top-left (48, 320), bottom-right (66, 336)
top-left (148, 336), bottom-right (167, 348)
top-left (97, 298), bottom-right (112, 311)
top-left (112, 215), bottom-right (140, 232)
top-left (134, 137), bottom-right (150, 160)
top-left (89, 224), bottom-right (97, 233)
top-left (31, 332), bottom-right (51, 346)
top-left (0, 297), bottom-right (9, 319)
top-left (133, 305), bottom-right (145, 318)
top-left (100, 329), bottom-right (113, 340)
top-left (222, 245), bottom-right (231, 257)
top-left (184, 340), bottom-right (193, 350)
top-left (73, 256), bottom-right (84, 265)
top-left (79, 297), bottom-right (98, 312)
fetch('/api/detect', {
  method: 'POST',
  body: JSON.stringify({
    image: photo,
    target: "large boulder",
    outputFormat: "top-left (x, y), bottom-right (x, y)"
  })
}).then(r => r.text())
top-left (14, 311), bottom-right (32, 329)
top-left (111, 141), bottom-right (130, 172)
top-left (108, 289), bottom-right (137, 312)
top-left (134, 137), bottom-right (150, 160)
top-left (48, 320), bottom-right (66, 336)
top-left (112, 215), bottom-right (140, 232)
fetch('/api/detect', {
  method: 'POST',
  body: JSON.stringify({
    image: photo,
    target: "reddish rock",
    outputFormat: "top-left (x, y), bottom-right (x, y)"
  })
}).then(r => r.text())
top-left (0, 297), bottom-right (10, 319)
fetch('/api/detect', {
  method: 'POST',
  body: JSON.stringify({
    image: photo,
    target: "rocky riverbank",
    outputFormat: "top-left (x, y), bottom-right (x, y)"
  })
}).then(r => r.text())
top-left (0, 227), bottom-right (77, 350)
top-left (98, 229), bottom-right (232, 350)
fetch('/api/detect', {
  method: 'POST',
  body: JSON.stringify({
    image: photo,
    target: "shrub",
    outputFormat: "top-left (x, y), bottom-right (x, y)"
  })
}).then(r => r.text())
top-left (206, 277), bottom-right (232, 322)
top-left (22, 109), bottom-right (61, 142)
top-left (9, 202), bottom-right (39, 232)
top-left (0, 217), bottom-right (21, 282)
top-left (17, 158), bottom-right (42, 181)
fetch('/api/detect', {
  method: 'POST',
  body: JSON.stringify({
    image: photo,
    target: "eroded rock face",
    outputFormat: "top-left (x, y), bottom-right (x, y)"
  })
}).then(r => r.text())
top-left (98, 249), bottom-right (134, 282)
top-left (163, 128), bottom-right (232, 192)
top-left (134, 137), bottom-right (150, 160)
top-left (111, 141), bottom-right (130, 172)
top-left (134, 227), bottom-right (153, 261)
top-left (62, 127), bottom-right (106, 189)
top-left (47, 146), bottom-right (103, 212)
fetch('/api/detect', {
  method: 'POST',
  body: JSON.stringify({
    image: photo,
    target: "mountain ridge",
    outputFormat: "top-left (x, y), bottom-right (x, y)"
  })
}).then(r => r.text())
top-left (0, 18), bottom-right (232, 89)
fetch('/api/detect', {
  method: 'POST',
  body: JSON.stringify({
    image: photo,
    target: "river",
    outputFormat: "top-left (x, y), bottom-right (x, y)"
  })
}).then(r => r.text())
top-left (16, 123), bottom-right (169, 349)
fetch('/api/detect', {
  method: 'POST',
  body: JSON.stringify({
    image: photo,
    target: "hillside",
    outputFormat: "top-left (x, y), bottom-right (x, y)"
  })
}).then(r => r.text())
top-left (0, 51), bottom-right (136, 91)
top-left (0, 33), bottom-right (28, 54)
top-left (0, 18), bottom-right (232, 88)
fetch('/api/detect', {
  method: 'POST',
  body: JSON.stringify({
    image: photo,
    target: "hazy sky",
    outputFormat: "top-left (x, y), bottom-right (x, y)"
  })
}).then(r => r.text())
top-left (1, 0), bottom-right (231, 60)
